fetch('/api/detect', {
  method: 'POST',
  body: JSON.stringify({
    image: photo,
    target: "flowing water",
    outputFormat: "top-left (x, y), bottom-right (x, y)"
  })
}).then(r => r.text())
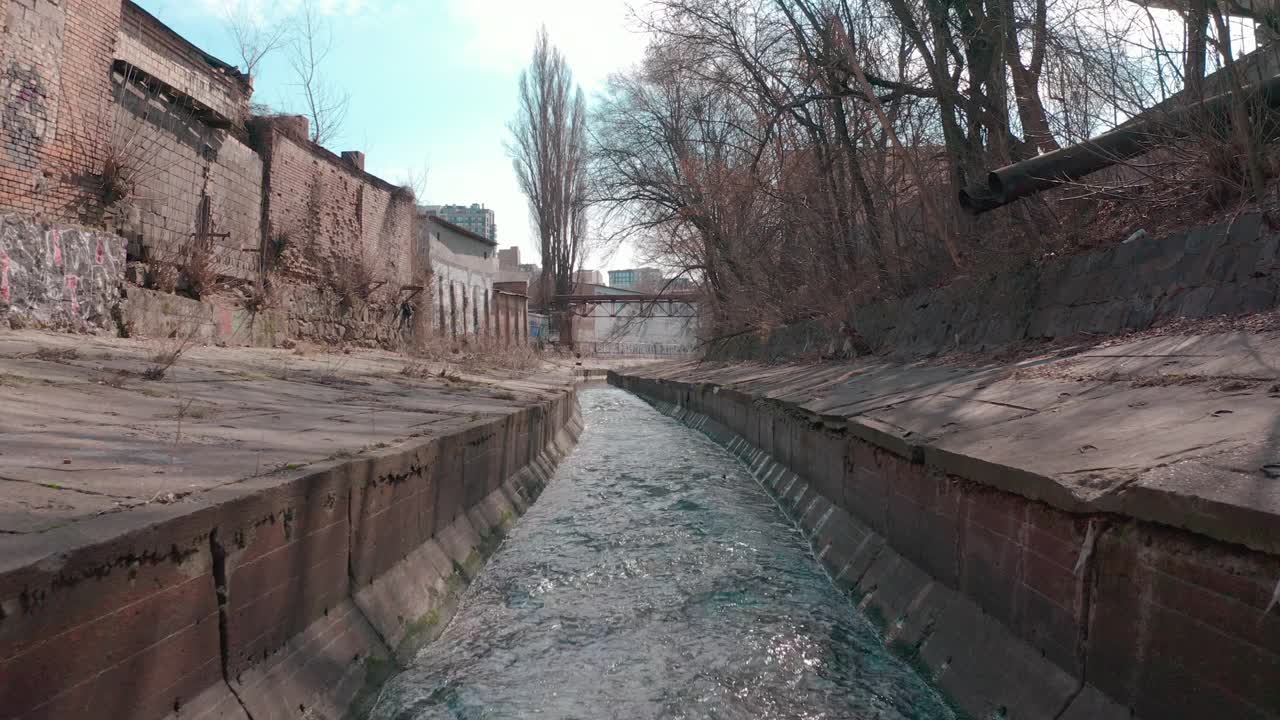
top-left (371, 388), bottom-right (957, 720)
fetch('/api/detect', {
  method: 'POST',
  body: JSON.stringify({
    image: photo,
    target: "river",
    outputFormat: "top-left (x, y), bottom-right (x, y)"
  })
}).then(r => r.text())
top-left (370, 387), bottom-right (958, 720)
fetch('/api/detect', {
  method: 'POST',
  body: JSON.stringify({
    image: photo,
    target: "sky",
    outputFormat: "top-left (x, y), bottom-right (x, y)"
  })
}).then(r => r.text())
top-left (133, 0), bottom-right (650, 271)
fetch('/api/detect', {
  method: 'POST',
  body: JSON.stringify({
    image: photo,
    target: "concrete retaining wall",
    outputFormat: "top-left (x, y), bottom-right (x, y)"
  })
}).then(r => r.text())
top-left (612, 372), bottom-right (1280, 720)
top-left (0, 389), bottom-right (582, 720)
top-left (714, 213), bottom-right (1280, 361)
top-left (120, 284), bottom-right (285, 346)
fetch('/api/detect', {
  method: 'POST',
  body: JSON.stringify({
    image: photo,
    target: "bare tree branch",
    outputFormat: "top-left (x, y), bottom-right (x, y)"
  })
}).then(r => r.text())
top-left (223, 7), bottom-right (288, 80)
top-left (289, 0), bottom-right (350, 147)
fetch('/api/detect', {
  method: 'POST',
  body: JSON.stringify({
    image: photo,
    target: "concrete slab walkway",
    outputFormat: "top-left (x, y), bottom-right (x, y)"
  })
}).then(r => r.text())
top-left (0, 330), bottom-right (574, 555)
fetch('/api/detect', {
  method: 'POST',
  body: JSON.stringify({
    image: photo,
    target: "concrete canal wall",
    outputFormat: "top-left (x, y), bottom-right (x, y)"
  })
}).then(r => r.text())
top-left (612, 363), bottom-right (1280, 720)
top-left (0, 379), bottom-right (581, 720)
top-left (710, 213), bottom-right (1280, 362)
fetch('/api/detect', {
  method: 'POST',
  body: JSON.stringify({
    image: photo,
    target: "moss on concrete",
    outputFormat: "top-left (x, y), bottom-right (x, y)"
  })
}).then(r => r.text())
top-left (388, 510), bottom-right (520, 663)
top-left (394, 608), bottom-right (444, 661)
top-left (346, 653), bottom-right (399, 720)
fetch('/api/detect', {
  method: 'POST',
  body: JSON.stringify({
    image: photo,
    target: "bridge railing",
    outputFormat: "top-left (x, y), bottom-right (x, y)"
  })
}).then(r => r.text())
top-left (576, 341), bottom-right (697, 358)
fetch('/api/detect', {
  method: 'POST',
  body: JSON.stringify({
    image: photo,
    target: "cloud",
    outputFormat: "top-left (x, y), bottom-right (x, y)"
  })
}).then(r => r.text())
top-left (445, 0), bottom-right (648, 88)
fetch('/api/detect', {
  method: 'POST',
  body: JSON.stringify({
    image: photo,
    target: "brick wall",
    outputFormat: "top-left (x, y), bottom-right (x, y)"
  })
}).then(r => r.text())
top-left (254, 119), bottom-right (427, 346)
top-left (115, 2), bottom-right (248, 126)
top-left (108, 1), bottom-right (260, 285)
top-left (0, 0), bottom-right (122, 219)
top-left (109, 65), bottom-right (262, 283)
top-left (0, 1), bottom-right (435, 347)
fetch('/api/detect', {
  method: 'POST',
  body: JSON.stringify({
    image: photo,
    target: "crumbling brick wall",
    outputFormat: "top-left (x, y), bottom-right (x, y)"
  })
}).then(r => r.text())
top-left (0, 0), bottom-right (122, 219)
top-left (253, 117), bottom-right (427, 346)
top-left (109, 2), bottom-right (261, 285)
top-left (0, 2), bottom-right (433, 347)
top-left (115, 3), bottom-right (246, 125)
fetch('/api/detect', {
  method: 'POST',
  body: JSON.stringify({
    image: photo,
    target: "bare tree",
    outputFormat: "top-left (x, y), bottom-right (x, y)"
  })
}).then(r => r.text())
top-left (398, 161), bottom-right (431, 202)
top-left (223, 7), bottom-right (289, 81)
top-left (289, 0), bottom-right (350, 147)
top-left (509, 27), bottom-right (590, 345)
top-left (594, 0), bottom-right (1273, 347)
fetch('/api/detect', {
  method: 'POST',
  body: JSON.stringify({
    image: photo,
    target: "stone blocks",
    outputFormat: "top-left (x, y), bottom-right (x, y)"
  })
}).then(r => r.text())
top-left (713, 213), bottom-right (1279, 361)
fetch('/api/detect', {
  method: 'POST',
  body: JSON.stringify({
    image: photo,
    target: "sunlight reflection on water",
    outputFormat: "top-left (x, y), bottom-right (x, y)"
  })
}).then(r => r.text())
top-left (371, 388), bottom-right (958, 720)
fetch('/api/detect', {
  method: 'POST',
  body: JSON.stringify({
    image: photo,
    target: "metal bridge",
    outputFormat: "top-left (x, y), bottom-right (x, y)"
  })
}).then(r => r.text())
top-left (552, 292), bottom-right (700, 319)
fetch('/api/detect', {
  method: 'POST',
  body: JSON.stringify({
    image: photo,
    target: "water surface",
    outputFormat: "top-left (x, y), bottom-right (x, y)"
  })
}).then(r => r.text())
top-left (372, 387), bottom-right (956, 720)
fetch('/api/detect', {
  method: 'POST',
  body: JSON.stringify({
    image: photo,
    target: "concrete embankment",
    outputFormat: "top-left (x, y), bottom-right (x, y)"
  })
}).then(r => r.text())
top-left (612, 330), bottom-right (1280, 720)
top-left (0, 332), bottom-right (582, 720)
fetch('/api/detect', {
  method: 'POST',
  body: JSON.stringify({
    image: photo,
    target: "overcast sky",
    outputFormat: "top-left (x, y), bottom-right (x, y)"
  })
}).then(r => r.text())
top-left (133, 0), bottom-right (650, 271)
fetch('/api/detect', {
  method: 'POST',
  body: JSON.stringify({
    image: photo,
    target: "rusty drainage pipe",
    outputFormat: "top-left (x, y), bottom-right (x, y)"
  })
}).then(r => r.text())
top-left (962, 71), bottom-right (1280, 215)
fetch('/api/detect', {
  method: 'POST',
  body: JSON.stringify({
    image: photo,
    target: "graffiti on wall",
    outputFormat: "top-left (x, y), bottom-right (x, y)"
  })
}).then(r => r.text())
top-left (0, 214), bottom-right (125, 330)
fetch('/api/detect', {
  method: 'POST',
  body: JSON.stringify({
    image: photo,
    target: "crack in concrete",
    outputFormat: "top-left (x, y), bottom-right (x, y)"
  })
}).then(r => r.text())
top-left (1065, 517), bottom-right (1111, 720)
top-left (21, 465), bottom-right (124, 473)
top-left (1151, 438), bottom-right (1239, 461)
top-left (1076, 353), bottom-right (1217, 358)
top-left (0, 473), bottom-right (135, 500)
top-left (938, 394), bottom-right (1040, 412)
top-left (208, 529), bottom-right (237, 689)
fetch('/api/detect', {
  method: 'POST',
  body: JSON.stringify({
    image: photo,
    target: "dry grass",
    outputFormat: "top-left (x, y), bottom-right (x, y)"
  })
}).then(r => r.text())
top-left (399, 361), bottom-right (433, 379)
top-left (314, 356), bottom-right (351, 385)
top-left (400, 361), bottom-right (467, 383)
top-left (1127, 373), bottom-right (1214, 388)
top-left (30, 346), bottom-right (80, 362)
top-left (91, 370), bottom-right (132, 388)
top-left (142, 331), bottom-right (197, 381)
top-left (169, 402), bottom-right (218, 420)
top-left (181, 239), bottom-right (221, 300)
top-left (241, 273), bottom-right (280, 314)
top-left (89, 142), bottom-right (140, 223)
top-left (149, 263), bottom-right (180, 294)
top-left (407, 336), bottom-right (543, 375)
top-left (330, 253), bottom-right (378, 306)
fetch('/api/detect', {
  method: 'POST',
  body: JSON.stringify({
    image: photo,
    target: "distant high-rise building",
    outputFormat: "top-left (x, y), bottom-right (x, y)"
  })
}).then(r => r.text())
top-left (421, 203), bottom-right (496, 242)
top-left (608, 267), bottom-right (663, 291)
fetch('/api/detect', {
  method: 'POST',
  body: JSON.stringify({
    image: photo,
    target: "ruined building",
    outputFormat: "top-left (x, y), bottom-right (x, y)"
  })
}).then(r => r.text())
top-left (0, 0), bottom-right (524, 347)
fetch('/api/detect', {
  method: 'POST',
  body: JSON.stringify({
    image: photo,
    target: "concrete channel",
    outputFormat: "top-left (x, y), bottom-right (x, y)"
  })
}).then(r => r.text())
top-left (609, 353), bottom-right (1280, 720)
top-left (2, 329), bottom-right (1277, 720)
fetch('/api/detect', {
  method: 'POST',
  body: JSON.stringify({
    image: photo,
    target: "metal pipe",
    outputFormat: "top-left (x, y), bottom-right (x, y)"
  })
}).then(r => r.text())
top-left (966, 71), bottom-right (1280, 215)
top-left (984, 125), bottom-right (1152, 208)
top-left (958, 183), bottom-right (1003, 214)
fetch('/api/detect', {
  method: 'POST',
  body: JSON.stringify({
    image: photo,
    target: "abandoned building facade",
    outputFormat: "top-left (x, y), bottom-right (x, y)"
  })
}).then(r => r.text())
top-left (0, 0), bottom-right (526, 346)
